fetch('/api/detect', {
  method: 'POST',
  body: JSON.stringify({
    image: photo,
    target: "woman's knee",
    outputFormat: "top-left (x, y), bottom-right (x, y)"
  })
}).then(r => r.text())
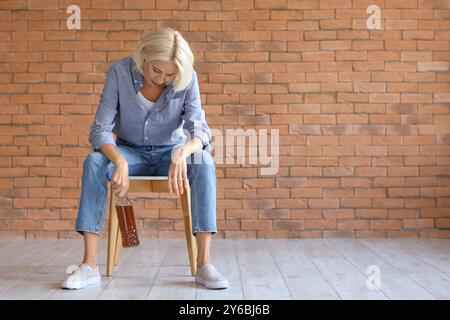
top-left (189, 149), bottom-right (215, 166)
top-left (83, 151), bottom-right (109, 170)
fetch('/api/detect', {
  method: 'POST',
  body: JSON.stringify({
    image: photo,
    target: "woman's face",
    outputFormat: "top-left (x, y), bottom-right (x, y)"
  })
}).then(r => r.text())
top-left (144, 60), bottom-right (178, 88)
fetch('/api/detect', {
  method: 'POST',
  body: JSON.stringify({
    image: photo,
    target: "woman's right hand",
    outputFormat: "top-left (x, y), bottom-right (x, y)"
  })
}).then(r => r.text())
top-left (112, 159), bottom-right (129, 198)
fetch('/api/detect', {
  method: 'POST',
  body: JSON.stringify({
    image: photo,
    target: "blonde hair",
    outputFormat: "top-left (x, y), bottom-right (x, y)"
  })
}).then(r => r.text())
top-left (132, 27), bottom-right (194, 92)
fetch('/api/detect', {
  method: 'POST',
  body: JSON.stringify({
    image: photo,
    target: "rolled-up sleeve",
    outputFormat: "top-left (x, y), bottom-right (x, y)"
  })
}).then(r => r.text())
top-left (89, 66), bottom-right (119, 151)
top-left (181, 71), bottom-right (212, 150)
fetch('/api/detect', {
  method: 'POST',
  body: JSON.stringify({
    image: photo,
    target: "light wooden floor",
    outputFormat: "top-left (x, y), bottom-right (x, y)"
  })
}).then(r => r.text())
top-left (0, 238), bottom-right (449, 300)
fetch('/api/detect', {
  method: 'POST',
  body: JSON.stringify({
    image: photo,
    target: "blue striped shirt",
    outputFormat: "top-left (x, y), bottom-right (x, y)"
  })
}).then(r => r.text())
top-left (89, 56), bottom-right (212, 152)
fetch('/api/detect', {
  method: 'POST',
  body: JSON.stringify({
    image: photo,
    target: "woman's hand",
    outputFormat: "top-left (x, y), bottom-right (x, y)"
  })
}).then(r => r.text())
top-left (112, 159), bottom-right (129, 198)
top-left (168, 146), bottom-right (189, 196)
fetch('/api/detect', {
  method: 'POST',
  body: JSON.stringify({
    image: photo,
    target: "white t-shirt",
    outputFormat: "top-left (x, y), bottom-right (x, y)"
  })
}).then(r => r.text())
top-left (136, 91), bottom-right (155, 113)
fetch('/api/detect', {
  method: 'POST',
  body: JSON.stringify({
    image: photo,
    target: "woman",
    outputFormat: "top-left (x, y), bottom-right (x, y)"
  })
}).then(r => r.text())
top-left (61, 28), bottom-right (228, 290)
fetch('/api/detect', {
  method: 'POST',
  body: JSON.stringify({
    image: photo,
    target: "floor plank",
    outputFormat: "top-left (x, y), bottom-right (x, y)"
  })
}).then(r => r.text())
top-left (360, 239), bottom-right (450, 299)
top-left (267, 239), bottom-right (341, 300)
top-left (146, 239), bottom-right (197, 300)
top-left (391, 239), bottom-right (450, 275)
top-left (98, 265), bottom-right (160, 300)
top-left (325, 239), bottom-right (435, 300)
top-left (236, 239), bottom-right (292, 300)
top-left (0, 238), bottom-right (448, 300)
top-left (296, 239), bottom-right (388, 300)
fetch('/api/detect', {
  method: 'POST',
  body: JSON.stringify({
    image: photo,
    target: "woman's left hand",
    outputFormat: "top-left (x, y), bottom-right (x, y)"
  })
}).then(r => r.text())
top-left (168, 146), bottom-right (189, 196)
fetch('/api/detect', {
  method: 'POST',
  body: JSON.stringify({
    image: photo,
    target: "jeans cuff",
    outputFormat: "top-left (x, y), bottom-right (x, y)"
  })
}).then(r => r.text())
top-left (76, 228), bottom-right (103, 239)
top-left (193, 229), bottom-right (217, 237)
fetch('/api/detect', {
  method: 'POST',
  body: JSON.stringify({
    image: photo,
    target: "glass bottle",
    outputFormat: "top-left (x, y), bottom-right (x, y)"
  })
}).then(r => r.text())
top-left (115, 192), bottom-right (140, 247)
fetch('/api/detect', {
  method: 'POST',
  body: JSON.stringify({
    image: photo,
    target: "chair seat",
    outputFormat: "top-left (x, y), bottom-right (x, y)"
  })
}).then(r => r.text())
top-left (127, 176), bottom-right (180, 193)
top-left (129, 176), bottom-right (168, 181)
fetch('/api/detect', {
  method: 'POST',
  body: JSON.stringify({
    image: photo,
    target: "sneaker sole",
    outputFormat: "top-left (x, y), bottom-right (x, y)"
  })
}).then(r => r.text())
top-left (61, 276), bottom-right (101, 290)
top-left (195, 276), bottom-right (229, 290)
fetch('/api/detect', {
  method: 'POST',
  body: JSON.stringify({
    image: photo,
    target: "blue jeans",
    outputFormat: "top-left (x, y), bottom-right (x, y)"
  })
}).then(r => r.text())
top-left (75, 137), bottom-right (217, 238)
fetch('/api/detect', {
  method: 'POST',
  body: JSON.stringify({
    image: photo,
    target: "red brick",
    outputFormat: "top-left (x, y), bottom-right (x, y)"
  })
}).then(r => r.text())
top-left (0, 2), bottom-right (448, 239)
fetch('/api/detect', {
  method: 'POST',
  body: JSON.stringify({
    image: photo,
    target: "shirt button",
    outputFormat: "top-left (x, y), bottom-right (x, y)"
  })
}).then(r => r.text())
top-left (134, 80), bottom-right (137, 83)
top-left (145, 137), bottom-right (148, 140)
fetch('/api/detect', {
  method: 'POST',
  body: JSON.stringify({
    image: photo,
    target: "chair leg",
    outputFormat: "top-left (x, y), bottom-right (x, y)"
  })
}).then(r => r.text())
top-left (114, 222), bottom-right (121, 266)
top-left (107, 187), bottom-right (119, 277)
top-left (181, 184), bottom-right (198, 276)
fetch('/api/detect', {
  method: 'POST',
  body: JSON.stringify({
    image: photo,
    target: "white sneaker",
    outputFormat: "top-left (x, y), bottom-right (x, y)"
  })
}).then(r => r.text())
top-left (60, 263), bottom-right (101, 290)
top-left (195, 263), bottom-right (229, 289)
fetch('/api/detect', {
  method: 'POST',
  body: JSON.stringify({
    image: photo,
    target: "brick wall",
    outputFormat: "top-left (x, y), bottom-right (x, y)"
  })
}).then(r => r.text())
top-left (0, 0), bottom-right (449, 239)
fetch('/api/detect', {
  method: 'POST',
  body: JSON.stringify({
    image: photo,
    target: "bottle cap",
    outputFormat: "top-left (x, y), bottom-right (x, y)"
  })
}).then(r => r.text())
top-left (116, 192), bottom-right (133, 206)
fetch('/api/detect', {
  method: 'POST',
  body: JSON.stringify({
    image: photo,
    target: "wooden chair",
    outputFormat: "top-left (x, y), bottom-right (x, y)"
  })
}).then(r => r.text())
top-left (106, 176), bottom-right (198, 277)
